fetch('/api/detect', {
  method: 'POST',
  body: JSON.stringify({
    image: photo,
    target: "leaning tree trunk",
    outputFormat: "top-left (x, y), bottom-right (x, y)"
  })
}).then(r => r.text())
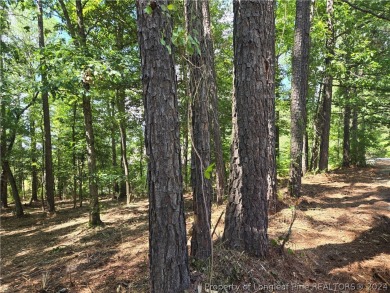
top-left (186, 0), bottom-right (213, 261)
top-left (37, 0), bottom-right (55, 212)
top-left (223, 0), bottom-right (275, 258)
top-left (288, 0), bottom-right (311, 197)
top-left (318, 0), bottom-right (334, 172)
top-left (137, 1), bottom-right (190, 292)
top-left (3, 161), bottom-right (23, 217)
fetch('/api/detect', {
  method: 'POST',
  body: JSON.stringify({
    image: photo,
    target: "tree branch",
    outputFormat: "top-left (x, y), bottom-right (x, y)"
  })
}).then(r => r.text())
top-left (340, 0), bottom-right (390, 22)
top-left (58, 0), bottom-right (78, 41)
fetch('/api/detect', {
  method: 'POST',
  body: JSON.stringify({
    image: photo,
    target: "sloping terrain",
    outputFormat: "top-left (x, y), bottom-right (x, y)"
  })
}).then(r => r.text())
top-left (1, 160), bottom-right (389, 292)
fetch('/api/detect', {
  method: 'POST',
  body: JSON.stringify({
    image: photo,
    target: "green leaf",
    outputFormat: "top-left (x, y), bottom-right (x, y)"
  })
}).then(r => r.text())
top-left (144, 5), bottom-right (153, 15)
top-left (160, 37), bottom-right (166, 46)
top-left (204, 163), bottom-right (215, 180)
top-left (166, 45), bottom-right (171, 55)
top-left (167, 4), bottom-right (176, 11)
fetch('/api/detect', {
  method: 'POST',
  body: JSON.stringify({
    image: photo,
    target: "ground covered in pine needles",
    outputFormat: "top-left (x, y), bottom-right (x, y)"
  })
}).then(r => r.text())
top-left (1, 160), bottom-right (389, 292)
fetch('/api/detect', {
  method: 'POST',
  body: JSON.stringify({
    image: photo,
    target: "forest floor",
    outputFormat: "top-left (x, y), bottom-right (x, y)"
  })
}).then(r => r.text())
top-left (1, 159), bottom-right (389, 293)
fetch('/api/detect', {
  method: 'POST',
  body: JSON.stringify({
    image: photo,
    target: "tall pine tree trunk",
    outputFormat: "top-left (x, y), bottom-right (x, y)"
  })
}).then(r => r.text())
top-left (186, 0), bottom-right (213, 260)
top-left (75, 0), bottom-right (102, 225)
top-left (318, 0), bottom-right (334, 172)
top-left (202, 0), bottom-right (226, 204)
top-left (37, 0), bottom-right (55, 212)
top-left (288, 0), bottom-right (311, 197)
top-left (137, 1), bottom-right (190, 291)
top-left (223, 0), bottom-right (275, 258)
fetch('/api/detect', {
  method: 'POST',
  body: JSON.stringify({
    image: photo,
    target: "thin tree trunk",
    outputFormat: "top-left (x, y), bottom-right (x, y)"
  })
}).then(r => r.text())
top-left (1, 95), bottom-right (8, 208)
top-left (186, 0), bottom-right (213, 260)
top-left (223, 0), bottom-right (275, 257)
top-left (82, 94), bottom-right (102, 225)
top-left (0, 170), bottom-right (7, 207)
top-left (37, 0), bottom-right (55, 212)
top-left (276, 110), bottom-right (280, 159)
top-left (288, 0), bottom-right (311, 197)
top-left (110, 99), bottom-right (119, 196)
top-left (318, 0), bottom-right (334, 172)
top-left (30, 118), bottom-right (38, 202)
top-left (3, 161), bottom-right (23, 217)
top-left (342, 88), bottom-right (351, 167)
top-left (79, 156), bottom-right (85, 208)
top-left (310, 81), bottom-right (323, 171)
top-left (182, 62), bottom-right (190, 191)
top-left (117, 90), bottom-right (131, 204)
top-left (72, 104), bottom-right (77, 208)
top-left (114, 18), bottom-right (131, 204)
top-left (137, 1), bottom-right (190, 291)
top-left (202, 0), bottom-right (226, 204)
top-left (57, 147), bottom-right (63, 200)
top-left (75, 0), bottom-right (102, 225)
top-left (302, 131), bottom-right (309, 174)
top-left (267, 85), bottom-right (277, 213)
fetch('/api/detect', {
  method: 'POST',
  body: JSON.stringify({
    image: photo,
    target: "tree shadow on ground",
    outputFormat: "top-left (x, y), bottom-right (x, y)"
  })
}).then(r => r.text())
top-left (297, 215), bottom-right (390, 283)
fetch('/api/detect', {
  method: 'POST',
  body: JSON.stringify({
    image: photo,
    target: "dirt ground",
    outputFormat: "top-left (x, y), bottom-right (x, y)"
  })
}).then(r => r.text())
top-left (1, 160), bottom-right (389, 292)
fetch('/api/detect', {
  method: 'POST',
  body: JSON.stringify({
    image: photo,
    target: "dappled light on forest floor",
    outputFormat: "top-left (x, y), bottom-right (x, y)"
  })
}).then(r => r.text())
top-left (1, 161), bottom-right (389, 292)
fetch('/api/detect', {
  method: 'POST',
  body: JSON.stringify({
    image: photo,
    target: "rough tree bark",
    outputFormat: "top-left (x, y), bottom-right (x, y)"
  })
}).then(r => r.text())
top-left (37, 0), bottom-right (55, 212)
top-left (288, 0), bottom-right (311, 197)
top-left (223, 0), bottom-right (275, 258)
top-left (318, 0), bottom-right (334, 171)
top-left (186, 0), bottom-right (213, 260)
top-left (202, 0), bottom-right (226, 204)
top-left (137, 0), bottom-right (190, 291)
